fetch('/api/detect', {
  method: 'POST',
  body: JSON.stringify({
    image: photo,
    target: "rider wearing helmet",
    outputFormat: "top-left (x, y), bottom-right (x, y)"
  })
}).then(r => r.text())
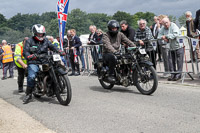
top-left (102, 20), bottom-right (136, 82)
top-left (23, 24), bottom-right (65, 104)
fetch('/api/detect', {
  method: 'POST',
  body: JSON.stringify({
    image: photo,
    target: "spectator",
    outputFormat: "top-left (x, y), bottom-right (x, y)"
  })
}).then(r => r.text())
top-left (120, 20), bottom-right (135, 42)
top-left (134, 19), bottom-right (156, 69)
top-left (79, 44), bottom-right (85, 72)
top-left (68, 29), bottom-right (82, 76)
top-left (96, 29), bottom-right (103, 44)
top-left (151, 16), bottom-right (163, 62)
top-left (185, 11), bottom-right (200, 63)
top-left (49, 36), bottom-right (60, 49)
top-left (0, 40), bottom-right (14, 80)
top-left (63, 30), bottom-right (72, 70)
top-left (0, 45), bottom-right (3, 69)
top-left (158, 17), bottom-right (183, 81)
top-left (88, 25), bottom-right (97, 45)
top-left (88, 25), bottom-right (99, 69)
top-left (194, 9), bottom-right (200, 32)
top-left (95, 29), bottom-right (104, 59)
top-left (157, 15), bottom-right (170, 78)
top-left (194, 9), bottom-right (200, 62)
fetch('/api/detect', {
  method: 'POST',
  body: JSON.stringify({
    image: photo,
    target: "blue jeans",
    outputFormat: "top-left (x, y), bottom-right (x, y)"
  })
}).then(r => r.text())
top-left (27, 64), bottom-right (39, 88)
top-left (79, 47), bottom-right (85, 69)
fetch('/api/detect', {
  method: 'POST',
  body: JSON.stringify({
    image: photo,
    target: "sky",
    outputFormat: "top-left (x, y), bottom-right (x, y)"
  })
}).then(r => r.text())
top-left (0, 0), bottom-right (199, 19)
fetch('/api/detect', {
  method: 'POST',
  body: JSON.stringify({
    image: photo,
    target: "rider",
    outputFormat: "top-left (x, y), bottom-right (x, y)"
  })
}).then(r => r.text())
top-left (23, 24), bottom-right (65, 104)
top-left (102, 20), bottom-right (136, 82)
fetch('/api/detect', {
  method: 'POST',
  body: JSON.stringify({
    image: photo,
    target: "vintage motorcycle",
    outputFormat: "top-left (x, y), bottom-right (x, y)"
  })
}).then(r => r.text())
top-left (32, 52), bottom-right (72, 105)
top-left (96, 46), bottom-right (158, 95)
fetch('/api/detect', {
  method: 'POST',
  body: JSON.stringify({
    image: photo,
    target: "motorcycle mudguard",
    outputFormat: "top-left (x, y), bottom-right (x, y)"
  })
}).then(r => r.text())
top-left (132, 60), bottom-right (153, 71)
top-left (56, 68), bottom-right (68, 75)
top-left (138, 60), bottom-right (153, 66)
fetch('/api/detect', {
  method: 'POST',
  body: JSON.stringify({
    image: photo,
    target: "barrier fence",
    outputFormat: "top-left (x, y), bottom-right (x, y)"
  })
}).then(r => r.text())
top-left (64, 36), bottom-right (200, 83)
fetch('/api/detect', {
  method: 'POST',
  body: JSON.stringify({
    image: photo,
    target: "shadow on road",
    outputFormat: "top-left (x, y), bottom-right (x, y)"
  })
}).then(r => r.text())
top-left (90, 86), bottom-right (141, 95)
top-left (12, 90), bottom-right (60, 105)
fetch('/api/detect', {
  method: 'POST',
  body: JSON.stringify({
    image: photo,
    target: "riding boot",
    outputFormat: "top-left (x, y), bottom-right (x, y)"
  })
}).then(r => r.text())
top-left (108, 74), bottom-right (115, 83)
top-left (23, 87), bottom-right (33, 104)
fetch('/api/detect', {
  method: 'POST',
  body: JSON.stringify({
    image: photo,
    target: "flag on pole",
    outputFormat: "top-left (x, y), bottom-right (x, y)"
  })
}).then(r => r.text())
top-left (57, 0), bottom-right (70, 50)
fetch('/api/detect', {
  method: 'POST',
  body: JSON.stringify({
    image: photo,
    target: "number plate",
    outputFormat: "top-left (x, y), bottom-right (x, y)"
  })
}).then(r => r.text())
top-left (139, 48), bottom-right (146, 54)
top-left (53, 54), bottom-right (61, 61)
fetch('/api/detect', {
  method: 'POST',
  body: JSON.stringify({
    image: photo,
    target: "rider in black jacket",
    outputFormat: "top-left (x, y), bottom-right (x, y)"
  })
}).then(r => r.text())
top-left (23, 24), bottom-right (64, 104)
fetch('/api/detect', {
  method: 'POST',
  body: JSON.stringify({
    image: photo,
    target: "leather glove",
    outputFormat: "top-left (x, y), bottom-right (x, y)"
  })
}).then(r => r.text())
top-left (59, 50), bottom-right (66, 56)
top-left (27, 54), bottom-right (37, 60)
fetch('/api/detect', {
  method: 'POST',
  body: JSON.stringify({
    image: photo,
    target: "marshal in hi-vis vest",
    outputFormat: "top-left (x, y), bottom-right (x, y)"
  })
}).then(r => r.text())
top-left (14, 42), bottom-right (27, 68)
top-left (2, 45), bottom-right (13, 63)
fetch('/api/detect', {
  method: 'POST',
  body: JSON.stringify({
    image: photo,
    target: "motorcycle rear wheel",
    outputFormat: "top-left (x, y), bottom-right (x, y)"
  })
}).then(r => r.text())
top-left (99, 79), bottom-right (114, 90)
top-left (133, 64), bottom-right (158, 95)
top-left (55, 75), bottom-right (72, 105)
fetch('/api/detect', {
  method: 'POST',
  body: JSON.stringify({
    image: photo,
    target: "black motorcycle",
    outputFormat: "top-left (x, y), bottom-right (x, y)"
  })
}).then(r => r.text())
top-left (32, 52), bottom-right (72, 105)
top-left (96, 46), bottom-right (158, 95)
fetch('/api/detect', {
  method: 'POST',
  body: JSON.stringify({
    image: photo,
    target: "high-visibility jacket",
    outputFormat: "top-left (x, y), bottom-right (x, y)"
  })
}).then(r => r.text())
top-left (14, 42), bottom-right (27, 68)
top-left (2, 45), bottom-right (13, 63)
top-left (52, 40), bottom-right (60, 49)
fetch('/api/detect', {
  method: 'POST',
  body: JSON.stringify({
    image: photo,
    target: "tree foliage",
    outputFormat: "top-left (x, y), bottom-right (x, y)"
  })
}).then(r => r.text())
top-left (178, 14), bottom-right (186, 27)
top-left (113, 11), bottom-right (133, 26)
top-left (0, 13), bottom-right (7, 27)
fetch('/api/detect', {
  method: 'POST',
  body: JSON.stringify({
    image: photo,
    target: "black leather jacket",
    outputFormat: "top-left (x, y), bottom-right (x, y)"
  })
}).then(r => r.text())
top-left (23, 37), bottom-right (59, 64)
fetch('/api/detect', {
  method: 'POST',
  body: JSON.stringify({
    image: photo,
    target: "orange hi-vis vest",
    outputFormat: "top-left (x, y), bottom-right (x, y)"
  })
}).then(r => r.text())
top-left (2, 45), bottom-right (13, 63)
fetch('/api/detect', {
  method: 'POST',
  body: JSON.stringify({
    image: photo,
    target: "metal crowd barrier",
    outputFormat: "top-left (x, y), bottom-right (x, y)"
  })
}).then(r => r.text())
top-left (64, 39), bottom-right (200, 83)
top-left (81, 44), bottom-right (101, 76)
top-left (150, 36), bottom-right (200, 83)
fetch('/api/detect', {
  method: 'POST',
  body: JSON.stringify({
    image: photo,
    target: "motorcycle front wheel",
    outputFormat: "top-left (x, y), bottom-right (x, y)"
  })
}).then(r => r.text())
top-left (133, 64), bottom-right (158, 95)
top-left (99, 79), bottom-right (114, 90)
top-left (55, 75), bottom-right (72, 105)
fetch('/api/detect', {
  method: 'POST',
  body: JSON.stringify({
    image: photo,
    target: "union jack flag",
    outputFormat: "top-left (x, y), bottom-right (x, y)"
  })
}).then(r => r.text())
top-left (57, 0), bottom-right (70, 50)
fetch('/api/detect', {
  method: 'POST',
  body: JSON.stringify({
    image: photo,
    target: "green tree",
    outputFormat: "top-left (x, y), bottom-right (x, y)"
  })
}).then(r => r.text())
top-left (168, 15), bottom-right (177, 23)
top-left (40, 12), bottom-right (57, 24)
top-left (87, 13), bottom-right (112, 32)
top-left (7, 13), bottom-right (40, 31)
top-left (0, 13), bottom-right (7, 27)
top-left (44, 18), bottom-right (59, 37)
top-left (67, 8), bottom-right (92, 36)
top-left (132, 12), bottom-right (155, 29)
top-left (112, 11), bottom-right (133, 26)
top-left (178, 14), bottom-right (186, 27)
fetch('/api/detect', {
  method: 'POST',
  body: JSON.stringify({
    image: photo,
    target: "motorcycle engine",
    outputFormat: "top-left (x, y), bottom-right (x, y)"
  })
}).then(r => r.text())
top-left (120, 76), bottom-right (129, 87)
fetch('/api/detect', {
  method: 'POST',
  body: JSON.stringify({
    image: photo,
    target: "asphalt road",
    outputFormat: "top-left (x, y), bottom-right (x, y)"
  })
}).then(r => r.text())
top-left (0, 72), bottom-right (200, 133)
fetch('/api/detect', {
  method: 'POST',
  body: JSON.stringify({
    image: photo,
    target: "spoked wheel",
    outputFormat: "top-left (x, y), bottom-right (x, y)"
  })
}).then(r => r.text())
top-left (99, 79), bottom-right (114, 90)
top-left (55, 75), bottom-right (72, 105)
top-left (133, 64), bottom-right (158, 95)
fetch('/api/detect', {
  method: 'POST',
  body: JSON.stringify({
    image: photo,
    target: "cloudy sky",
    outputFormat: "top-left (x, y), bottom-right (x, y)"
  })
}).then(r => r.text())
top-left (0, 0), bottom-right (199, 19)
